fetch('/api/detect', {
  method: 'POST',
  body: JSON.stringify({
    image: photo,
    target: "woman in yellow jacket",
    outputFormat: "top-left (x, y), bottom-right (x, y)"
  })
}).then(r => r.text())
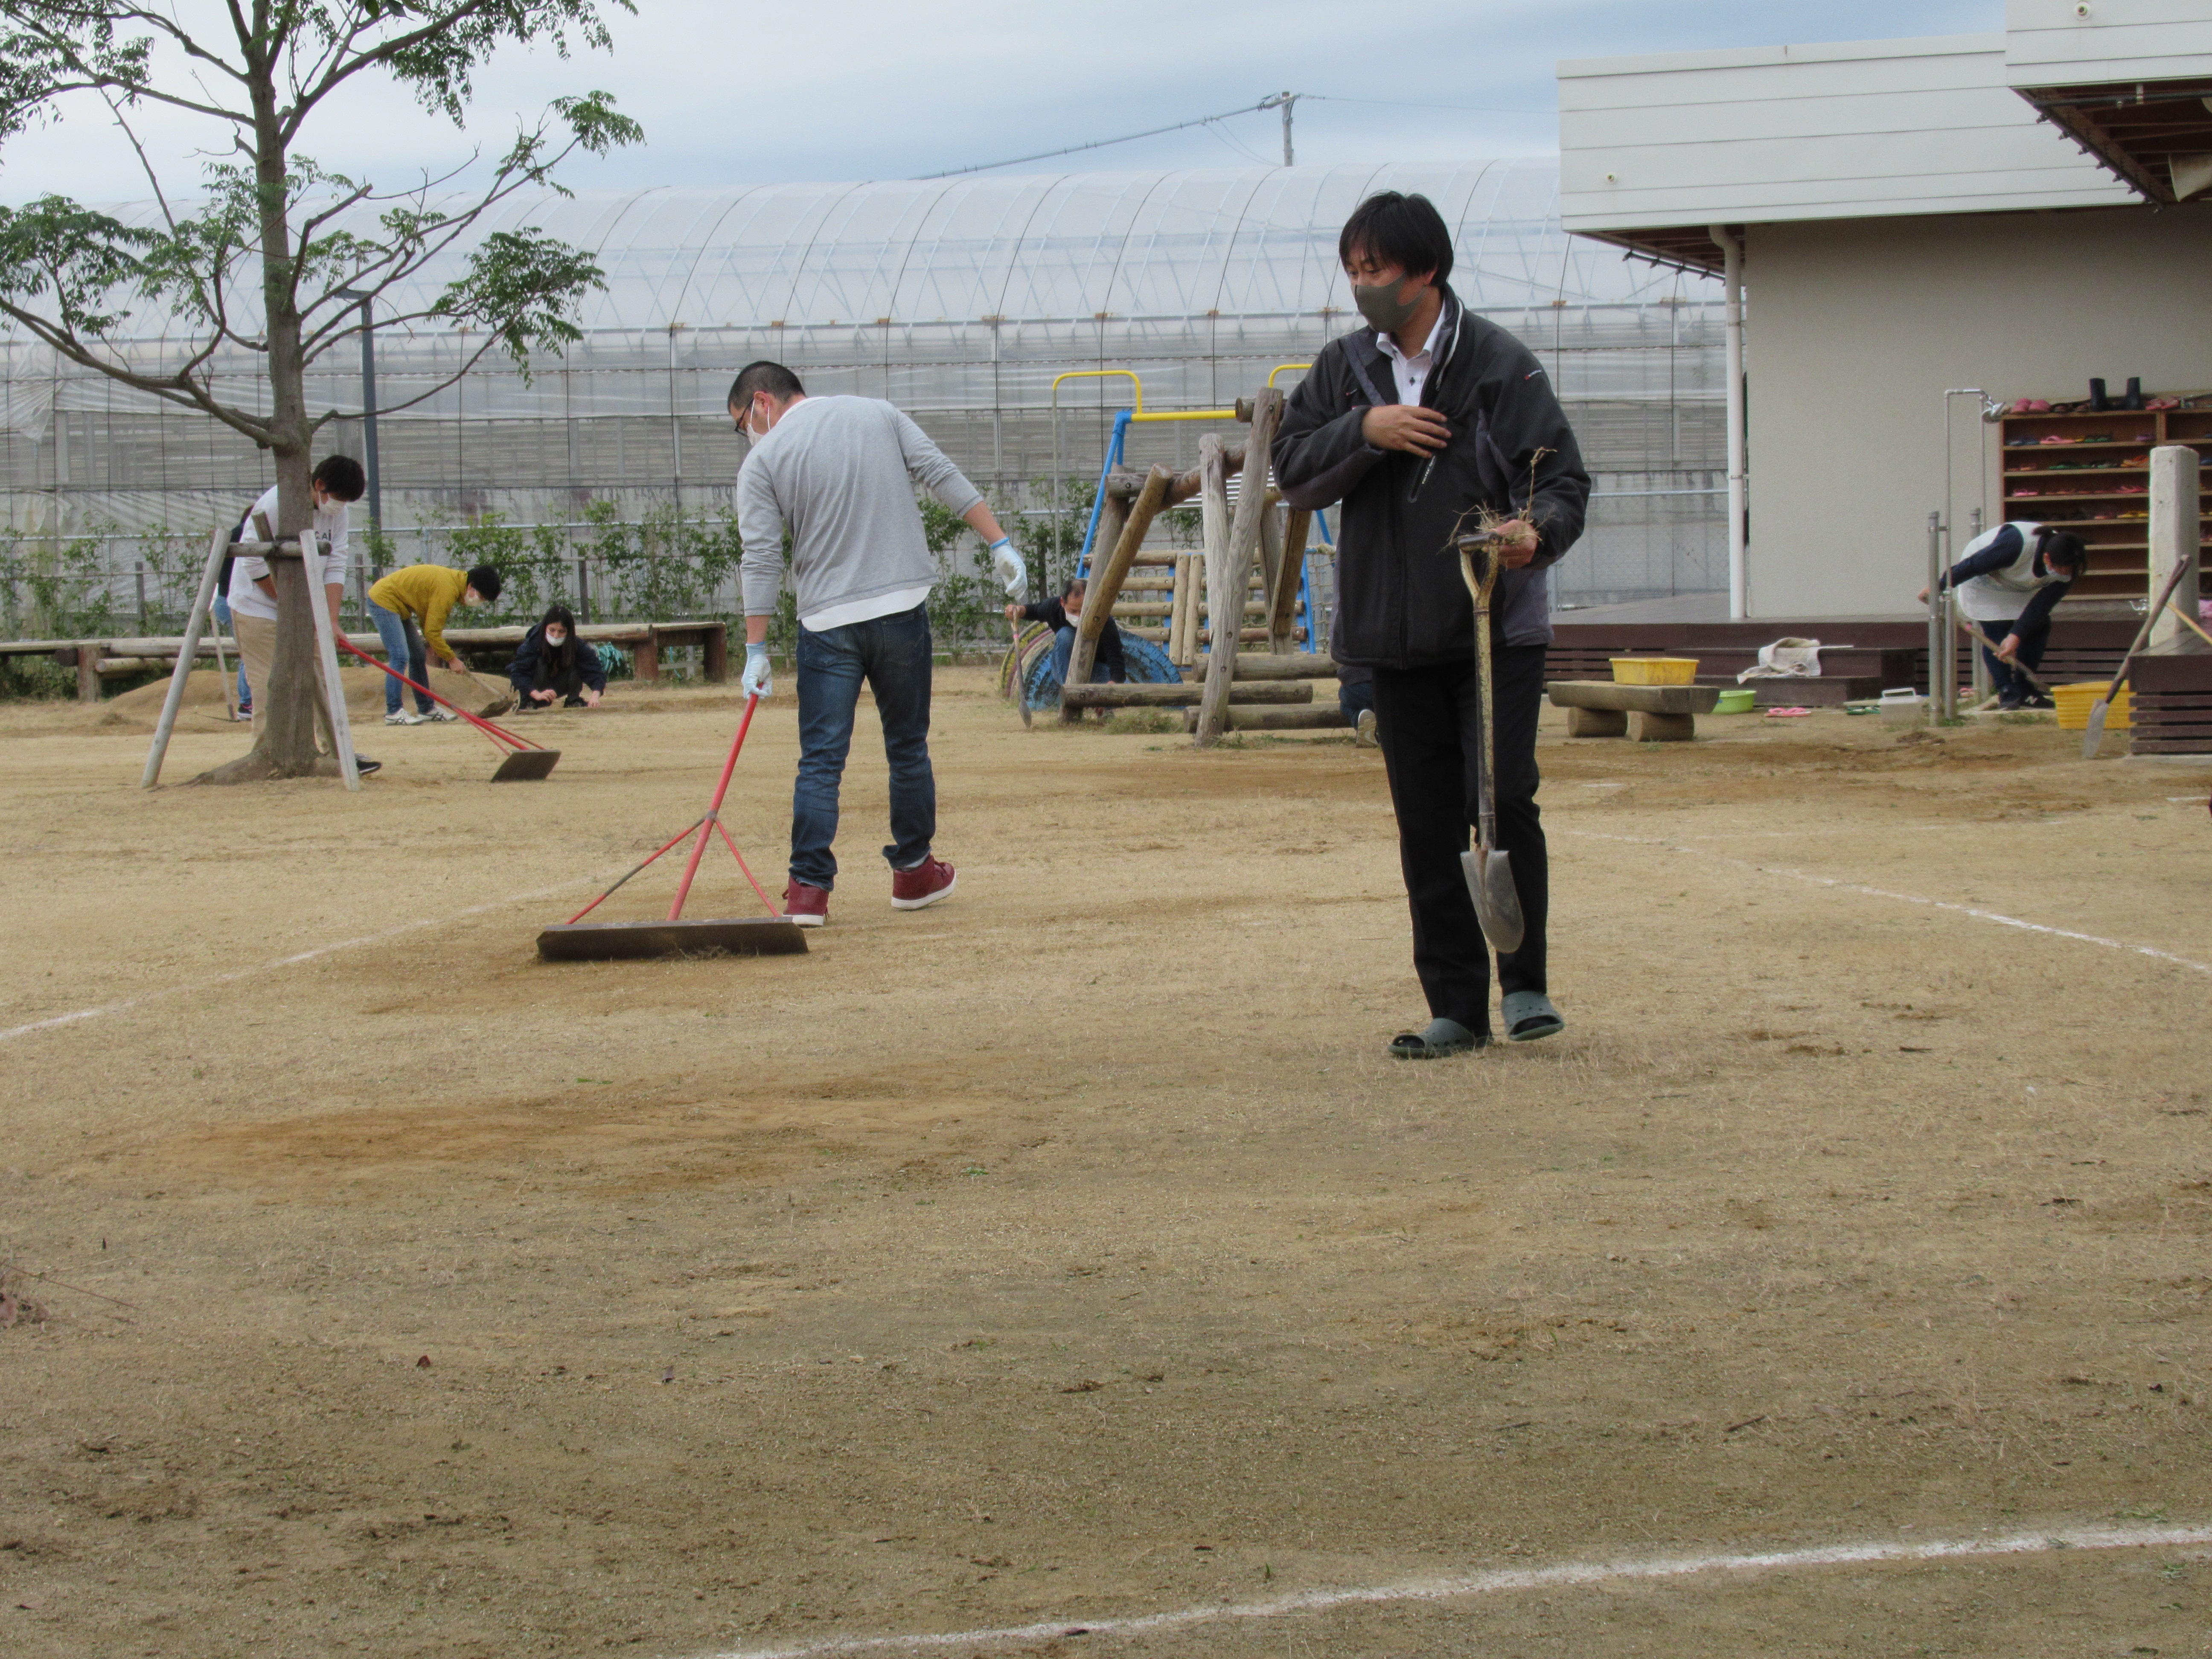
top-left (366, 562), bottom-right (502, 725)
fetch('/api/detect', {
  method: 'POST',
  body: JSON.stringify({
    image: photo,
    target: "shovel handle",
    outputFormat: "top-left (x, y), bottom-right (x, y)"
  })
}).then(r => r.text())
top-left (2102, 557), bottom-right (2201, 701)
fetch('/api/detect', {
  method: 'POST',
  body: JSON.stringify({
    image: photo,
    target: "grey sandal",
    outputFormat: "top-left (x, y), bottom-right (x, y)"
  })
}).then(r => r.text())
top-left (1388, 1018), bottom-right (1487, 1059)
top-left (1501, 991), bottom-right (1564, 1043)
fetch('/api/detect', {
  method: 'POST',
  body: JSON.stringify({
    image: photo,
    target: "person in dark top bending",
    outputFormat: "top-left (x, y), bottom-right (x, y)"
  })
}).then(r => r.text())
top-left (1918, 521), bottom-right (2086, 710)
top-left (508, 604), bottom-right (607, 710)
top-left (1007, 577), bottom-right (1126, 691)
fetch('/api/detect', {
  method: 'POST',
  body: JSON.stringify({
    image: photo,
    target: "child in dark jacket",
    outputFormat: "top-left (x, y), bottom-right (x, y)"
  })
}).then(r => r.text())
top-left (509, 604), bottom-right (607, 710)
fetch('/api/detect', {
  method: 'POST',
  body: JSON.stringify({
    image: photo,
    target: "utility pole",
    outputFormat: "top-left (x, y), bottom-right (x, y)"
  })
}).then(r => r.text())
top-left (1260, 91), bottom-right (1299, 164)
top-left (332, 289), bottom-right (382, 556)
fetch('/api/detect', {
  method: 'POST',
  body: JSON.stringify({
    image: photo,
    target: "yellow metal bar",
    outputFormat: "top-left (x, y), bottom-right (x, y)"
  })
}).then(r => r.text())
top-left (1266, 362), bottom-right (1311, 387)
top-left (1050, 369), bottom-right (1143, 413)
top-left (1129, 408), bottom-right (1237, 424)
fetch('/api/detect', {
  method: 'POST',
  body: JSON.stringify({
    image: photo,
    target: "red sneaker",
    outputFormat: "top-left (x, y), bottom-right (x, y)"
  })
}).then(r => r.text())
top-left (781, 879), bottom-right (829, 928)
top-left (889, 856), bottom-right (956, 911)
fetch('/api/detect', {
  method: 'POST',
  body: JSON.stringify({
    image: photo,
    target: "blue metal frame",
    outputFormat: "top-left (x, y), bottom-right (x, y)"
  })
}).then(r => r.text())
top-left (1071, 422), bottom-right (1330, 653)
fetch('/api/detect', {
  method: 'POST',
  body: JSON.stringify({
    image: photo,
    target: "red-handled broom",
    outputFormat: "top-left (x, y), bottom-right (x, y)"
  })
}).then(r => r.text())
top-left (535, 693), bottom-right (808, 962)
top-left (336, 636), bottom-right (560, 780)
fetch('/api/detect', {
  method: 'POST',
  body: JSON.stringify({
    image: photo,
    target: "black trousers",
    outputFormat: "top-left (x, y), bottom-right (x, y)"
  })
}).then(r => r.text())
top-left (1371, 643), bottom-right (1548, 1034)
top-left (1974, 616), bottom-right (2049, 704)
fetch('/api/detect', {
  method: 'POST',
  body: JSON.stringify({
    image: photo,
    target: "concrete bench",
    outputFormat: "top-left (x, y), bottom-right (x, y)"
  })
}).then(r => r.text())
top-left (1547, 680), bottom-right (1722, 741)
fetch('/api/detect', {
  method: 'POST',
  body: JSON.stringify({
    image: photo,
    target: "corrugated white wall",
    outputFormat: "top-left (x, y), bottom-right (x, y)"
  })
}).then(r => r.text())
top-left (1559, 35), bottom-right (2133, 233)
top-left (2005, 0), bottom-right (2212, 86)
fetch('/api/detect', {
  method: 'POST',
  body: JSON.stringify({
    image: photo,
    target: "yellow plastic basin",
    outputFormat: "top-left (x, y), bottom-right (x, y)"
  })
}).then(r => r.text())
top-left (2052, 681), bottom-right (2129, 731)
top-left (1610, 657), bottom-right (1700, 687)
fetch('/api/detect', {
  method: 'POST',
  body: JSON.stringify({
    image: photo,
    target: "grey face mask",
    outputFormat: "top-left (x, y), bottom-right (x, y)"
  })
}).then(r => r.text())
top-left (1351, 276), bottom-right (1421, 333)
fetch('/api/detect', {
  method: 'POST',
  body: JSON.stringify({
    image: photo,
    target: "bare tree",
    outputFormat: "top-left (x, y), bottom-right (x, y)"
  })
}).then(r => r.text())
top-left (0, 1), bottom-right (641, 780)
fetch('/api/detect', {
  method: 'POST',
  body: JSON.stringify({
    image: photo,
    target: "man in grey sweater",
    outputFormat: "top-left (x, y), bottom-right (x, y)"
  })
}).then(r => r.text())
top-left (733, 360), bottom-right (1026, 927)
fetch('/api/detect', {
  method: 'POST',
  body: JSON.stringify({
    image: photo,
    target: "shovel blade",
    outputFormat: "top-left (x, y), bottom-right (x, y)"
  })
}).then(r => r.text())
top-left (536, 917), bottom-right (809, 962)
top-left (492, 748), bottom-right (560, 781)
top-left (2081, 700), bottom-right (2110, 759)
top-left (1460, 845), bottom-right (1525, 955)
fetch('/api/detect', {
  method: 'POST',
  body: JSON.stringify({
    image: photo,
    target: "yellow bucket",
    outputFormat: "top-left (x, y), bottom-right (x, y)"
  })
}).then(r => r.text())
top-left (2052, 681), bottom-right (2129, 731)
top-left (1610, 657), bottom-right (1699, 686)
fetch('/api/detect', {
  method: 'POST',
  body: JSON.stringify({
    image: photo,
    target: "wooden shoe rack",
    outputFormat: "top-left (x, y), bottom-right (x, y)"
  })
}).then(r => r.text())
top-left (1997, 396), bottom-right (2212, 605)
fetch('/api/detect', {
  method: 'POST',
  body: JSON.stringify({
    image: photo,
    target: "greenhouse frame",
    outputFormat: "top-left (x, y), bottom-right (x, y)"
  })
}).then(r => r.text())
top-left (0, 159), bottom-right (1725, 641)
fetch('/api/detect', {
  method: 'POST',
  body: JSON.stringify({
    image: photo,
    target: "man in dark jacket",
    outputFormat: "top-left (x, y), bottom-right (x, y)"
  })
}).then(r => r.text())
top-left (1273, 191), bottom-right (1589, 1057)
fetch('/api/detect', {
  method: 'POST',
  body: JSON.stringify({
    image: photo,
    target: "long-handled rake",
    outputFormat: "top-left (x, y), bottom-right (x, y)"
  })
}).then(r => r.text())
top-left (536, 693), bottom-right (808, 962)
top-left (2084, 556), bottom-right (2198, 759)
top-left (336, 636), bottom-right (559, 780)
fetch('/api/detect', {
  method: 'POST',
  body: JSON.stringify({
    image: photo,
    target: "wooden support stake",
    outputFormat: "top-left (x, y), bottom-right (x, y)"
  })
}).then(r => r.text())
top-left (1066, 464), bottom-right (1170, 716)
top-left (301, 532), bottom-right (361, 792)
top-left (144, 524), bottom-right (234, 784)
top-left (1195, 389), bottom-right (1283, 747)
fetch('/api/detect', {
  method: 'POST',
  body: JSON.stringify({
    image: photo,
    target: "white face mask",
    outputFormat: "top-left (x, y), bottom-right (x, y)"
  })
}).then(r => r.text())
top-left (747, 398), bottom-right (773, 439)
top-left (545, 629), bottom-right (568, 647)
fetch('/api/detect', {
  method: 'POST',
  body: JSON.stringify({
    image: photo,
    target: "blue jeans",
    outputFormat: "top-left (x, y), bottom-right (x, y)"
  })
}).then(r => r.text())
top-left (210, 594), bottom-right (251, 706)
top-left (792, 603), bottom-right (936, 891)
top-left (1048, 625), bottom-right (1118, 688)
top-left (368, 600), bottom-right (433, 715)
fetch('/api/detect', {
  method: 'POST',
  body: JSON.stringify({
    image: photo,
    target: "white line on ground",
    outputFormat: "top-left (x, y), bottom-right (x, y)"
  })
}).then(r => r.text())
top-left (693, 1521), bottom-right (2212, 1659)
top-left (0, 875), bottom-right (594, 1045)
top-left (1561, 830), bottom-right (2212, 975)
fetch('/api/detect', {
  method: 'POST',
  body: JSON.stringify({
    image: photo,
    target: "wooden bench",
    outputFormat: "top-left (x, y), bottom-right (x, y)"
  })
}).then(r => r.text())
top-left (1548, 680), bottom-right (1722, 741)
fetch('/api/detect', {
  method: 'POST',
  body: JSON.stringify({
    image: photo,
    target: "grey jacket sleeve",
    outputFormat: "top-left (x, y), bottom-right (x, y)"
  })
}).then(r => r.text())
top-left (893, 407), bottom-right (984, 517)
top-left (736, 454), bottom-right (787, 617)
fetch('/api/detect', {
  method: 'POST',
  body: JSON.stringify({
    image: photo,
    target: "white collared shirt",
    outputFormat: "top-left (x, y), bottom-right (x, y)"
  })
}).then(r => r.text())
top-left (1374, 306), bottom-right (1449, 406)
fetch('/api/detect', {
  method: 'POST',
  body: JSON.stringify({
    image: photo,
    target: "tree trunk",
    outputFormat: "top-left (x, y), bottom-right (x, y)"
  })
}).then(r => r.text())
top-left (195, 76), bottom-right (329, 785)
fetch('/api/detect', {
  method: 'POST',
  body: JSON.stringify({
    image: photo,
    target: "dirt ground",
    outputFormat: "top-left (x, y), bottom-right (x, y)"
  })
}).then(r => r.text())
top-left (2, 663), bottom-right (2209, 1659)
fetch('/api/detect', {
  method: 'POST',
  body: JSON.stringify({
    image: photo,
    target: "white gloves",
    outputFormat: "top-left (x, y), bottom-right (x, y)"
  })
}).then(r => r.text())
top-left (989, 537), bottom-right (1027, 597)
top-left (742, 641), bottom-right (773, 699)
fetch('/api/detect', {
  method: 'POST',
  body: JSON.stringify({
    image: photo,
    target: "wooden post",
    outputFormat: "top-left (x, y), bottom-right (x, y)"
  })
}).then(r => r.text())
top-left (301, 532), bottom-right (361, 792)
top-left (1271, 506), bottom-right (1311, 652)
top-left (1257, 500), bottom-right (1286, 650)
top-left (1065, 464), bottom-right (1171, 713)
top-left (76, 641), bottom-right (103, 703)
top-left (1165, 552), bottom-right (1194, 667)
top-left (1195, 389), bottom-right (1284, 746)
top-left (701, 622), bottom-right (730, 684)
top-left (2150, 445), bottom-right (2205, 655)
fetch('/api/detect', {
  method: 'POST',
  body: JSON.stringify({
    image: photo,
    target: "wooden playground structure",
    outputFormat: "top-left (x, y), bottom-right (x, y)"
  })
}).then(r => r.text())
top-left (1038, 374), bottom-right (1344, 746)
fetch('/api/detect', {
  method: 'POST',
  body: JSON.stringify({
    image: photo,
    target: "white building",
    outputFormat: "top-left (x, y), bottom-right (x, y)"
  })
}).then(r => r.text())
top-left (1557, 0), bottom-right (2212, 621)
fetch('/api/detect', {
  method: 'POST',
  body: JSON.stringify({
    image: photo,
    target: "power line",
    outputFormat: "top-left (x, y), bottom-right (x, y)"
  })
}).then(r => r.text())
top-left (912, 90), bottom-right (1552, 180)
top-left (915, 98), bottom-right (1284, 179)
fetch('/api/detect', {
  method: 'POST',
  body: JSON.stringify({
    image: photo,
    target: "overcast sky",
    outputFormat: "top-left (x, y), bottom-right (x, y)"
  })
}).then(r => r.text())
top-left (3, 0), bottom-right (2006, 206)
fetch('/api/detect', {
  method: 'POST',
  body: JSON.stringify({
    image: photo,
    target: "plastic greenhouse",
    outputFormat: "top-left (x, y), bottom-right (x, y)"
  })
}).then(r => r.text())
top-left (0, 159), bottom-right (1725, 637)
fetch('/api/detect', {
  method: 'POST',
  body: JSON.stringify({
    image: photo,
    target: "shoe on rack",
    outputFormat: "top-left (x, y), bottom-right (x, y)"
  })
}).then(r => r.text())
top-left (890, 856), bottom-right (956, 911)
top-left (782, 879), bottom-right (829, 928)
top-left (384, 709), bottom-right (425, 726)
top-left (427, 705), bottom-right (460, 722)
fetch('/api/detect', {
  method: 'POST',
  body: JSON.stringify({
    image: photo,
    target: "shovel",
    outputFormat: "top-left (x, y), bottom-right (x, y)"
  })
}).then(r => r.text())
top-left (1454, 531), bottom-right (1525, 955)
top-left (337, 637), bottom-right (559, 780)
top-left (536, 693), bottom-right (808, 962)
top-left (2084, 556), bottom-right (2197, 758)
